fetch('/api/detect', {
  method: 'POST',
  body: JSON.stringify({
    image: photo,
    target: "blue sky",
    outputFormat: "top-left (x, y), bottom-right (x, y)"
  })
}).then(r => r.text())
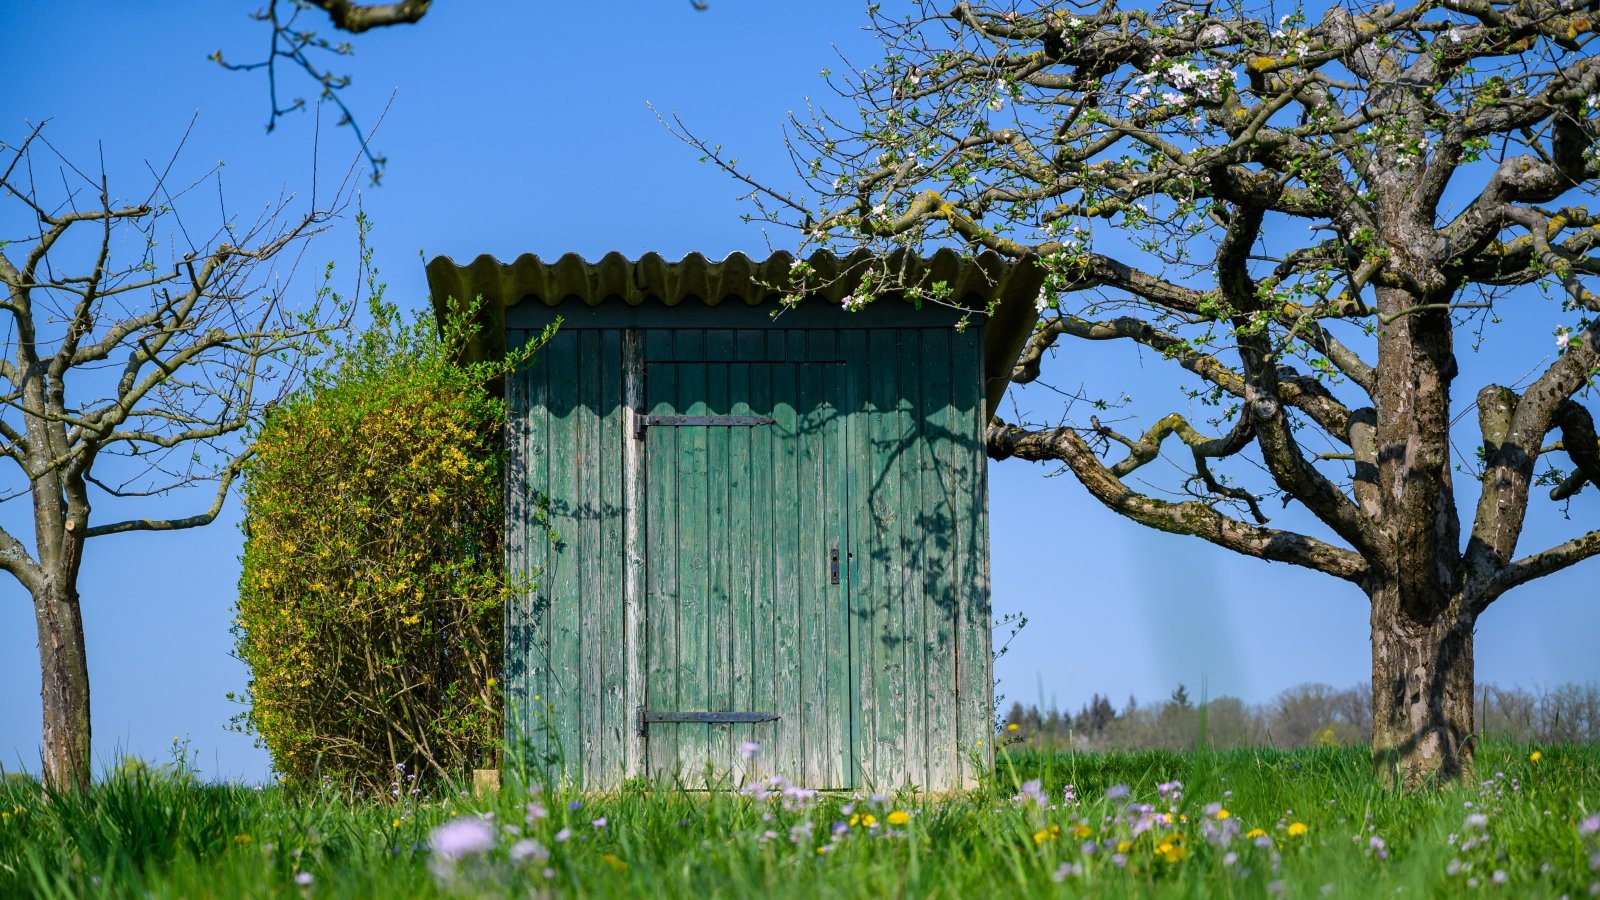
top-left (2, 2), bottom-right (1596, 781)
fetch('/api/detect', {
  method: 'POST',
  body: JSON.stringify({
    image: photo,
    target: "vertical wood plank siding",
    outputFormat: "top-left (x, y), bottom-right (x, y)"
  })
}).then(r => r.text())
top-left (506, 317), bottom-right (993, 791)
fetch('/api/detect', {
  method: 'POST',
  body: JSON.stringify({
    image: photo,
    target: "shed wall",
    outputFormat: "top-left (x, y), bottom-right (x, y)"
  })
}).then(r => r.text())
top-left (505, 306), bottom-right (992, 791)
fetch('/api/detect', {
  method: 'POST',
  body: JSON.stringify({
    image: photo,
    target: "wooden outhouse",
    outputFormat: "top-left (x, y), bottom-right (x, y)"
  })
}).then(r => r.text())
top-left (426, 250), bottom-right (1042, 791)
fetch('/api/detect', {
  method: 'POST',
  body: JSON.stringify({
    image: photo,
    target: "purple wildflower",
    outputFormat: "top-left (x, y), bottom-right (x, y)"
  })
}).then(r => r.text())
top-left (429, 817), bottom-right (496, 861)
top-left (1015, 779), bottom-right (1048, 807)
top-left (510, 840), bottom-right (549, 863)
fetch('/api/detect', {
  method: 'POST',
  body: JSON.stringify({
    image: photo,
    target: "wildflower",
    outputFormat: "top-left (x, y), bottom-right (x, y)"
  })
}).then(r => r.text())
top-left (1368, 835), bottom-right (1388, 860)
top-left (1557, 327), bottom-right (1573, 350)
top-left (1223, 851), bottom-right (1239, 866)
top-left (1493, 870), bottom-right (1508, 885)
top-left (295, 872), bottom-right (314, 886)
top-left (526, 802), bottom-right (548, 822)
top-left (1015, 779), bottom-right (1048, 807)
top-left (1156, 841), bottom-right (1188, 863)
top-left (602, 853), bottom-right (627, 871)
top-left (741, 741), bottom-right (762, 760)
top-left (1286, 822), bottom-right (1309, 837)
top-left (1052, 862), bottom-right (1083, 881)
top-left (1580, 814), bottom-right (1600, 837)
top-left (1106, 784), bottom-right (1131, 801)
top-left (234, 834), bottom-right (253, 845)
top-left (430, 817), bottom-right (496, 861)
top-left (887, 810), bottom-right (911, 827)
top-left (1116, 840), bottom-right (1134, 853)
top-left (592, 817), bottom-right (607, 829)
top-left (1007, 722), bottom-right (1020, 732)
top-left (1530, 750), bottom-right (1543, 763)
top-left (510, 839), bottom-right (549, 863)
top-left (1070, 823), bottom-right (1092, 839)
top-left (1033, 824), bottom-right (1061, 844)
top-left (568, 800), bottom-right (583, 812)
top-left (554, 828), bottom-right (572, 843)
top-left (1465, 813), bottom-right (1489, 829)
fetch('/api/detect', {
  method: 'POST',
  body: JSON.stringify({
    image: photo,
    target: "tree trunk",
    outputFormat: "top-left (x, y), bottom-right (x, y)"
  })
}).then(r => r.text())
top-left (35, 575), bottom-right (91, 792)
top-left (1369, 581), bottom-right (1476, 789)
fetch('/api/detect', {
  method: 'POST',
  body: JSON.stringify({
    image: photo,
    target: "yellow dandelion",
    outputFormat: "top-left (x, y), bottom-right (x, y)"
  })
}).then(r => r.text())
top-left (1286, 822), bottom-right (1309, 837)
top-left (1158, 842), bottom-right (1188, 863)
top-left (1070, 823), bottom-right (1092, 839)
top-left (1530, 750), bottom-right (1543, 763)
top-left (1245, 828), bottom-right (1267, 839)
top-left (1006, 723), bottom-right (1020, 732)
top-left (1116, 840), bottom-right (1134, 853)
top-left (849, 814), bottom-right (861, 827)
top-left (1216, 809), bottom-right (1231, 820)
top-left (392, 818), bottom-right (402, 828)
top-left (601, 853), bottom-right (627, 871)
top-left (887, 810), bottom-right (911, 827)
top-left (233, 834), bottom-right (253, 845)
top-left (861, 814), bottom-right (877, 828)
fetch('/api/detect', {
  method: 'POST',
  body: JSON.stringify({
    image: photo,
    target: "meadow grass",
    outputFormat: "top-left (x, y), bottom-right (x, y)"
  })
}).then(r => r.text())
top-left (1, 742), bottom-right (1597, 898)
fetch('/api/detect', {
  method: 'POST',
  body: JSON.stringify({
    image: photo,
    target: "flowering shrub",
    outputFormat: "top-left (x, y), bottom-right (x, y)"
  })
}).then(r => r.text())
top-left (234, 296), bottom-right (541, 792)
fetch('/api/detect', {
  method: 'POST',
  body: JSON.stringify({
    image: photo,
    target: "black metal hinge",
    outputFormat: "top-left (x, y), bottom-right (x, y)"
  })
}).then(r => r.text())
top-left (633, 414), bottom-right (775, 440)
top-left (636, 707), bottom-right (780, 736)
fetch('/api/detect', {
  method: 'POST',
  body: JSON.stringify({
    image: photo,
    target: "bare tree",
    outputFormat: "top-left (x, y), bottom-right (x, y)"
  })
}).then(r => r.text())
top-left (0, 122), bottom-right (353, 790)
top-left (213, 0), bottom-right (708, 181)
top-left (674, 0), bottom-right (1600, 787)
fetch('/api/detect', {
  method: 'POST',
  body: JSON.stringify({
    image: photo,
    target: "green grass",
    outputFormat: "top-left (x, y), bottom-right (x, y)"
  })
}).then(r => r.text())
top-left (2, 743), bottom-right (1598, 897)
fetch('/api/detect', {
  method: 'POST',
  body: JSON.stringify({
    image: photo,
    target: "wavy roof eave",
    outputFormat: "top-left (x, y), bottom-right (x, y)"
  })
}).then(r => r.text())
top-left (424, 249), bottom-right (1044, 415)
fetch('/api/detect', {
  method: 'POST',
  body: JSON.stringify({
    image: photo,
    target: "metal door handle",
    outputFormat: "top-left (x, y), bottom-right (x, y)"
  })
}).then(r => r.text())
top-left (830, 546), bottom-right (840, 584)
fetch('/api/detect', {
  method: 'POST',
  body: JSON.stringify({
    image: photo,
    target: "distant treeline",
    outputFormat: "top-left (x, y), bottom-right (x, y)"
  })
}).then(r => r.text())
top-left (1002, 682), bottom-right (1600, 751)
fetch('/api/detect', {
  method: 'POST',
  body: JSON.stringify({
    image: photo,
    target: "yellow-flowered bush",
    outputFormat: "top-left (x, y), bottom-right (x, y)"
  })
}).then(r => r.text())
top-left (234, 294), bottom-right (545, 793)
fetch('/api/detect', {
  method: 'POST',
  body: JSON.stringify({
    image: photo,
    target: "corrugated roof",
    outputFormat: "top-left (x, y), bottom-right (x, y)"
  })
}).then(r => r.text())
top-left (424, 248), bottom-right (1043, 415)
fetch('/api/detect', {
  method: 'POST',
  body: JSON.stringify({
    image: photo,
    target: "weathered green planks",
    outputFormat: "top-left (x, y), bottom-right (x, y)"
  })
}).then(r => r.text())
top-left (644, 331), bottom-right (680, 781)
top-left (896, 329), bottom-right (930, 789)
top-left (506, 312), bottom-right (993, 792)
top-left (951, 326), bottom-right (992, 783)
top-left (865, 327), bottom-right (905, 789)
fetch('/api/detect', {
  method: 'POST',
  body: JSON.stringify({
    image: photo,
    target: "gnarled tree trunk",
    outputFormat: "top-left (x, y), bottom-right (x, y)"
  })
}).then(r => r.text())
top-left (34, 576), bottom-right (91, 792)
top-left (1368, 580), bottom-right (1477, 789)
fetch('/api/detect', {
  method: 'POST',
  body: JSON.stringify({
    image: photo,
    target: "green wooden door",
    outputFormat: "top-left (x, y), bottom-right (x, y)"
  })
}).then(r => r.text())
top-left (643, 359), bottom-right (854, 789)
